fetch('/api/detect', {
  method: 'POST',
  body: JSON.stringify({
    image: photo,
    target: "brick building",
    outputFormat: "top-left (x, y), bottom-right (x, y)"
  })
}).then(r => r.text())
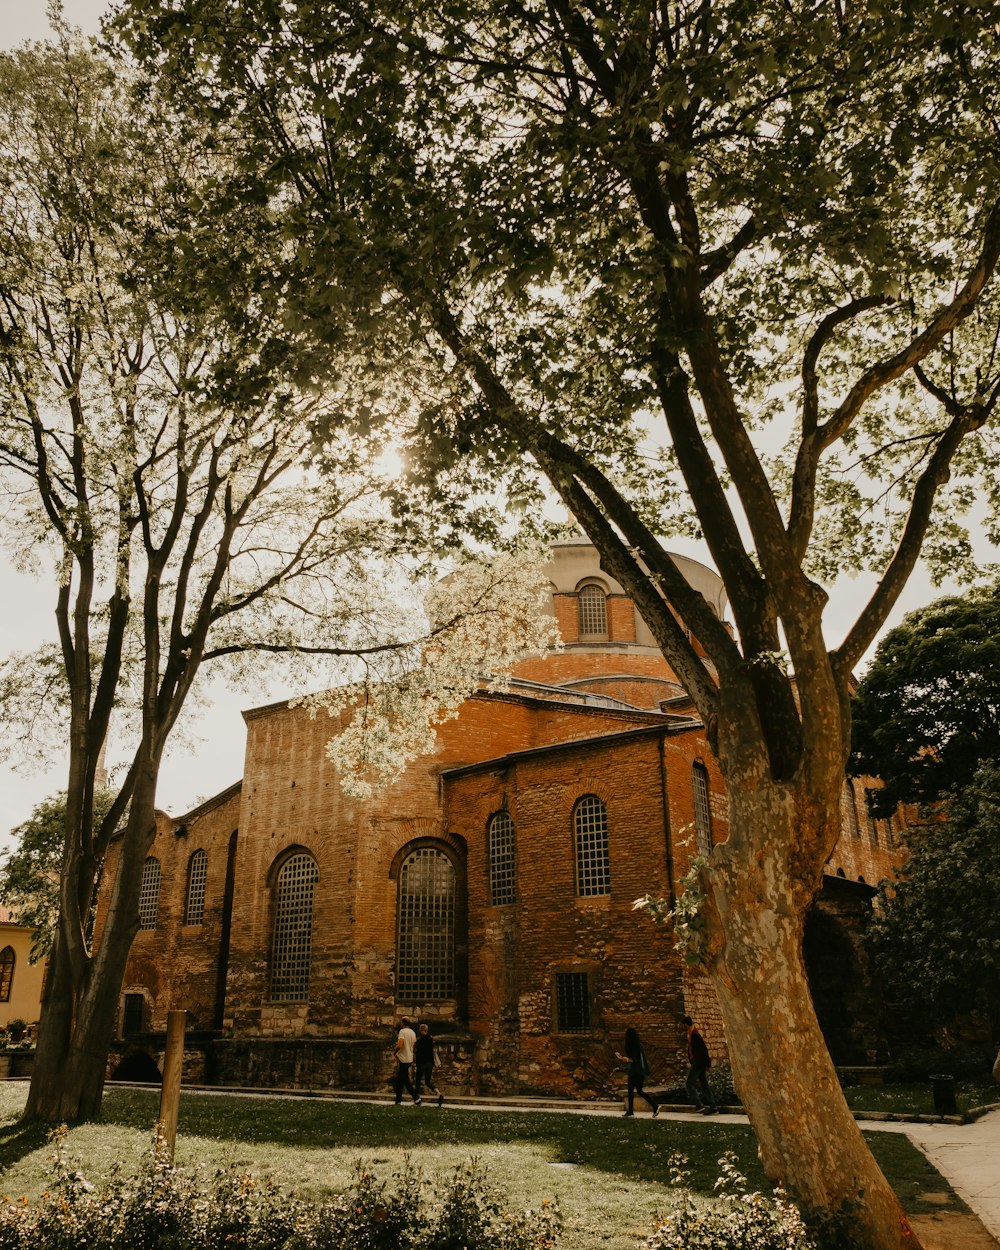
top-left (102, 539), bottom-right (901, 1094)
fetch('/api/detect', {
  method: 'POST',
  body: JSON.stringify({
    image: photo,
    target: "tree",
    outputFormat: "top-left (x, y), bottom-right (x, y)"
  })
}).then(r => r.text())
top-left (850, 585), bottom-right (1000, 817)
top-left (866, 762), bottom-right (1000, 1037)
top-left (0, 789), bottom-right (117, 962)
top-left (115, 2), bottom-right (1000, 1245)
top-left (0, 34), bottom-right (554, 1124)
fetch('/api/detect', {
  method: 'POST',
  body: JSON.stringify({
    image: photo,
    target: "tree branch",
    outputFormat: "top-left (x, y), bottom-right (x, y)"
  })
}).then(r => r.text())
top-left (834, 404), bottom-right (990, 674)
top-left (699, 217), bottom-right (756, 289)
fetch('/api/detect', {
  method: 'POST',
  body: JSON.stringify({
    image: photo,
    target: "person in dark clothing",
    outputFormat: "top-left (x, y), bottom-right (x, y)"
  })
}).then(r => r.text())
top-left (616, 1026), bottom-right (660, 1117)
top-left (682, 1014), bottom-right (717, 1113)
top-left (414, 1022), bottom-right (444, 1107)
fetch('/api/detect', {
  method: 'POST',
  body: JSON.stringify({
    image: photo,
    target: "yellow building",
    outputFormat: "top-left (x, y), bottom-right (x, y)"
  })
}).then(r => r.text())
top-left (0, 906), bottom-right (45, 1030)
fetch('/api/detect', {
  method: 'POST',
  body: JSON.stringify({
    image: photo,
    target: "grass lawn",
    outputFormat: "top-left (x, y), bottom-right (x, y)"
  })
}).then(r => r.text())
top-left (842, 1079), bottom-right (1000, 1117)
top-left (0, 1085), bottom-right (969, 1250)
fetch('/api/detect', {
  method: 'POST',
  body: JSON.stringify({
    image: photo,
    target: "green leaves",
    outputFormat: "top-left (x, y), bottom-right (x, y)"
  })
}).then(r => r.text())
top-left (866, 761), bottom-right (1000, 1030)
top-left (850, 583), bottom-right (1000, 813)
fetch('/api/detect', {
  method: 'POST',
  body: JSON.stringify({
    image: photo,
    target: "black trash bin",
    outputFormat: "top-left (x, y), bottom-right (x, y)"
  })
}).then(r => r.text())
top-left (930, 1074), bottom-right (957, 1115)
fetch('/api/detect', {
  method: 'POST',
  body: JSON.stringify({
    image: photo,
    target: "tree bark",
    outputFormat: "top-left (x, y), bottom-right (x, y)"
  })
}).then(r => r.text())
top-left (704, 787), bottom-right (921, 1250)
top-left (24, 776), bottom-right (157, 1124)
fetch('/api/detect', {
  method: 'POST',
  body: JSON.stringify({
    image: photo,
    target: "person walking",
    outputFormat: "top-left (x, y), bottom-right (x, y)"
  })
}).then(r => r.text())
top-left (615, 1026), bottom-right (659, 1117)
top-left (414, 1022), bottom-right (444, 1106)
top-left (682, 1014), bottom-right (717, 1113)
top-left (393, 1016), bottom-right (420, 1105)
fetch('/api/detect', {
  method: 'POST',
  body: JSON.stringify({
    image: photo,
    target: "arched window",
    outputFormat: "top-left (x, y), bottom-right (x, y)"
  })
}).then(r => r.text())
top-left (574, 795), bottom-right (610, 896)
top-left (270, 851), bottom-right (319, 1001)
top-left (692, 762), bottom-right (713, 856)
top-left (578, 584), bottom-right (608, 639)
top-left (0, 947), bottom-right (14, 1002)
top-left (488, 811), bottom-right (516, 906)
top-left (396, 846), bottom-right (456, 1001)
top-left (842, 781), bottom-right (860, 839)
top-left (184, 849), bottom-right (208, 926)
top-left (138, 857), bottom-right (161, 930)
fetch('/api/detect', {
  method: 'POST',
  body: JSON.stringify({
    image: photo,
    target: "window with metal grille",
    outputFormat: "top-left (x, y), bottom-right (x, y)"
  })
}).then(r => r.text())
top-left (0, 947), bottom-right (13, 1002)
top-left (574, 795), bottom-right (610, 896)
top-left (122, 992), bottom-right (145, 1036)
top-left (842, 781), bottom-right (860, 839)
top-left (692, 763), bottom-right (713, 856)
top-left (138, 857), bottom-right (161, 930)
top-left (270, 851), bottom-right (319, 1001)
top-left (184, 849), bottom-right (208, 925)
top-left (396, 846), bottom-right (455, 1001)
top-left (555, 971), bottom-right (591, 1033)
top-left (488, 811), bottom-right (516, 905)
top-left (578, 584), bottom-right (608, 638)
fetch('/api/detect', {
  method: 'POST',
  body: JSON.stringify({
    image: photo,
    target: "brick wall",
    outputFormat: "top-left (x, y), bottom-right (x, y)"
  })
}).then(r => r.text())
top-left (104, 549), bottom-right (905, 1101)
top-left (448, 729), bottom-right (701, 1096)
top-left (112, 785), bottom-right (241, 1035)
top-left (514, 647), bottom-right (678, 691)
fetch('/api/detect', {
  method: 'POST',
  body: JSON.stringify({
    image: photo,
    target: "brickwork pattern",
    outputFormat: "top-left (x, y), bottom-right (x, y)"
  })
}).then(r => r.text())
top-left (112, 787), bottom-right (241, 1035)
top-left (107, 541), bottom-right (906, 1100)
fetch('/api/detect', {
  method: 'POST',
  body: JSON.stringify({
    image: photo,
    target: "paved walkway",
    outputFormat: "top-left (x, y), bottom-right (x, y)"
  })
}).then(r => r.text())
top-left (903, 1110), bottom-right (1000, 1242)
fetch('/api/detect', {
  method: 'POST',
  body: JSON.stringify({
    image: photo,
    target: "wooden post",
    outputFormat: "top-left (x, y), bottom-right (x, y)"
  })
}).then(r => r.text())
top-left (157, 1009), bottom-right (186, 1161)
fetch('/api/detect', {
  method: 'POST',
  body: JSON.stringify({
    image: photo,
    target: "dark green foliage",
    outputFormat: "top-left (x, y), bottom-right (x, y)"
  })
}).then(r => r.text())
top-left (0, 791), bottom-right (117, 961)
top-left (883, 1046), bottom-right (997, 1084)
top-left (850, 585), bottom-right (1000, 816)
top-left (866, 763), bottom-right (1000, 1033)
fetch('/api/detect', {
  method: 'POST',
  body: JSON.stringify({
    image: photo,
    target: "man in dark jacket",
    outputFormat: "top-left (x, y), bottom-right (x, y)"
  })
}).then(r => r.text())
top-left (683, 1015), bottom-right (717, 1113)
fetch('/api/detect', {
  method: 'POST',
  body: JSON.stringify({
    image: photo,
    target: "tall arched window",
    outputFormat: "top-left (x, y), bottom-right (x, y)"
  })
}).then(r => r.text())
top-left (578, 584), bottom-right (608, 639)
top-left (692, 762), bottom-right (713, 856)
top-left (184, 849), bottom-right (208, 926)
top-left (574, 795), bottom-right (610, 896)
top-left (0, 947), bottom-right (14, 1002)
top-left (488, 811), bottom-right (517, 905)
top-left (842, 781), bottom-right (860, 839)
top-left (397, 846), bottom-right (456, 1001)
top-left (138, 857), bottom-right (161, 930)
top-left (270, 851), bottom-right (319, 1001)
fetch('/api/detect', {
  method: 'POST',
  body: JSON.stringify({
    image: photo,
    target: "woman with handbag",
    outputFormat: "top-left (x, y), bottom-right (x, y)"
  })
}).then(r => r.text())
top-left (616, 1026), bottom-right (660, 1117)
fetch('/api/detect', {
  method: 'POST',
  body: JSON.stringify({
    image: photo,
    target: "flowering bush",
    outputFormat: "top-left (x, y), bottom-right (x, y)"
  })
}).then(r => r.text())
top-left (0, 1133), bottom-right (560, 1250)
top-left (640, 1154), bottom-right (817, 1250)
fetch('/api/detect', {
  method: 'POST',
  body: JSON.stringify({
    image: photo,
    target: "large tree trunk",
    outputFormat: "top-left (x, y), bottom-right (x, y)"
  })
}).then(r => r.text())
top-left (705, 789), bottom-right (920, 1250)
top-left (24, 778), bottom-right (157, 1123)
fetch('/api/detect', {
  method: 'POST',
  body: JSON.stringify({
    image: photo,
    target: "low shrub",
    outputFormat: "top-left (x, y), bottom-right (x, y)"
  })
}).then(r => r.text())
top-left (0, 1132), bottom-right (561, 1250)
top-left (640, 1153), bottom-right (817, 1250)
top-left (885, 1041), bottom-right (994, 1082)
top-left (707, 1062), bottom-right (741, 1107)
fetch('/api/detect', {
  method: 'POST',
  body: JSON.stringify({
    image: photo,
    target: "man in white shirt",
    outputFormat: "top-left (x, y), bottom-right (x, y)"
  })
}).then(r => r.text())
top-left (393, 1016), bottom-right (420, 1105)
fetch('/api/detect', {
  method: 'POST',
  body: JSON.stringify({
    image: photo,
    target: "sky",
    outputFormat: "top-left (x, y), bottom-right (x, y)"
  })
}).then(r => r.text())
top-left (0, 0), bottom-right (996, 845)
